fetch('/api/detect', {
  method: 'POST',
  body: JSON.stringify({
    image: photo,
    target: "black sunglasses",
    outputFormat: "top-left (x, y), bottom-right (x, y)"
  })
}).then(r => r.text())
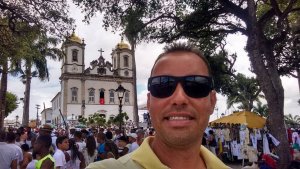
top-left (148, 75), bottom-right (214, 98)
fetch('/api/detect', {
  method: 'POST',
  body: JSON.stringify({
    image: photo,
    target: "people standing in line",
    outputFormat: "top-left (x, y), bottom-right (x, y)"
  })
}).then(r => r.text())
top-left (0, 130), bottom-right (18, 169)
top-left (82, 135), bottom-right (98, 166)
top-left (33, 135), bottom-right (55, 169)
top-left (86, 43), bottom-right (229, 169)
top-left (20, 144), bottom-right (32, 169)
top-left (53, 136), bottom-right (69, 169)
top-left (66, 138), bottom-right (85, 169)
top-left (208, 129), bottom-right (217, 155)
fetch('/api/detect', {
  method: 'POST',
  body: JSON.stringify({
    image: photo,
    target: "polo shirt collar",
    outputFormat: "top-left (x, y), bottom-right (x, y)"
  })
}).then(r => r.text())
top-left (131, 136), bottom-right (227, 169)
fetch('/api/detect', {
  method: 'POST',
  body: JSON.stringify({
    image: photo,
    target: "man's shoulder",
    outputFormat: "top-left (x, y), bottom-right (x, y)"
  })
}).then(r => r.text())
top-left (86, 153), bottom-right (142, 169)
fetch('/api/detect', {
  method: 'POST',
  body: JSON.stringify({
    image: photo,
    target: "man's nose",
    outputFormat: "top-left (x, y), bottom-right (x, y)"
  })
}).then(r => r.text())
top-left (170, 83), bottom-right (189, 105)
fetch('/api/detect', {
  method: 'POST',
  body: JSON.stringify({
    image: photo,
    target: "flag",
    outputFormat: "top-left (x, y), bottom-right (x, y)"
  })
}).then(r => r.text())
top-left (99, 98), bottom-right (105, 104)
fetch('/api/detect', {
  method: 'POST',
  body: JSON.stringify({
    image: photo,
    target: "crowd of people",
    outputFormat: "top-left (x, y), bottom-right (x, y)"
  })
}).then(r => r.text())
top-left (0, 124), bottom-right (153, 169)
top-left (202, 123), bottom-right (300, 169)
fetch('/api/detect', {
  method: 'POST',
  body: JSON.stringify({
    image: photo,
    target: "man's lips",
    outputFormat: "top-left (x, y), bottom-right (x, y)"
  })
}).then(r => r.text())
top-left (163, 112), bottom-right (195, 121)
top-left (164, 116), bottom-right (194, 120)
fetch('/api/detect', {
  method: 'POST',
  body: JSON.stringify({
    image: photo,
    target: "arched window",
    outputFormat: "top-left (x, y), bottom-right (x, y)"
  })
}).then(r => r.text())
top-left (123, 55), bottom-right (129, 67)
top-left (88, 88), bottom-right (95, 103)
top-left (72, 49), bottom-right (78, 62)
top-left (109, 90), bottom-right (115, 103)
top-left (71, 87), bottom-right (78, 102)
top-left (125, 91), bottom-right (130, 103)
top-left (99, 88), bottom-right (105, 105)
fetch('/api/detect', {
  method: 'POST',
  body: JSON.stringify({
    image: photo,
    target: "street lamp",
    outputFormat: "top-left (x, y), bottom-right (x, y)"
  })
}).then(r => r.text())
top-left (15, 115), bottom-right (19, 127)
top-left (116, 84), bottom-right (126, 130)
top-left (36, 104), bottom-right (40, 128)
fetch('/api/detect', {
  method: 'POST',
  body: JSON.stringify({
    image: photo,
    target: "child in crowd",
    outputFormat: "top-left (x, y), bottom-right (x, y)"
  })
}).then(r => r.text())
top-left (53, 136), bottom-right (69, 169)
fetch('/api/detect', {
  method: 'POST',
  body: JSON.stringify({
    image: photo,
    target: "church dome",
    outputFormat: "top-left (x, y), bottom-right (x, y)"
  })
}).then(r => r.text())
top-left (116, 38), bottom-right (130, 50)
top-left (68, 30), bottom-right (82, 44)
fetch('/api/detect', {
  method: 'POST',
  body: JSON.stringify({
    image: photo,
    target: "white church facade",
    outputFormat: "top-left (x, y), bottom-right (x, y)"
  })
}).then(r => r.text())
top-left (50, 31), bottom-right (136, 127)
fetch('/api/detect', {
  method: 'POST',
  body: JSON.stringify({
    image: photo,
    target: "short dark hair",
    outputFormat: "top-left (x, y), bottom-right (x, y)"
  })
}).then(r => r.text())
top-left (74, 131), bottom-right (82, 139)
top-left (6, 132), bottom-right (16, 143)
top-left (56, 136), bottom-right (68, 147)
top-left (0, 129), bottom-right (6, 142)
top-left (105, 131), bottom-right (113, 140)
top-left (37, 135), bottom-right (52, 149)
top-left (150, 42), bottom-right (212, 76)
top-left (21, 143), bottom-right (30, 151)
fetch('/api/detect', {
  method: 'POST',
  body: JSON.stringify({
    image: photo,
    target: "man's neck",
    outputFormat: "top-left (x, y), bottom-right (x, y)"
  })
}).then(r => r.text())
top-left (150, 137), bottom-right (206, 169)
top-left (39, 151), bottom-right (50, 159)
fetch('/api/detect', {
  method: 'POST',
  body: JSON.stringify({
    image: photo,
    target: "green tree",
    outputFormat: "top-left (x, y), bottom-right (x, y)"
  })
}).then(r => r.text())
top-left (284, 114), bottom-right (300, 128)
top-left (226, 73), bottom-right (263, 112)
top-left (5, 92), bottom-right (18, 118)
top-left (0, 0), bottom-right (74, 38)
top-left (75, 0), bottom-right (300, 165)
top-left (78, 115), bottom-right (87, 125)
top-left (113, 112), bottom-right (129, 129)
top-left (87, 113), bottom-right (107, 128)
top-left (10, 28), bottom-right (63, 126)
top-left (0, 20), bottom-right (27, 128)
top-left (252, 101), bottom-right (269, 118)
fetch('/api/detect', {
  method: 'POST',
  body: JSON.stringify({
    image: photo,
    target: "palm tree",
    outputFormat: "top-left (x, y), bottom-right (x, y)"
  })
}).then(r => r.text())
top-left (0, 20), bottom-right (25, 128)
top-left (122, 8), bottom-right (146, 127)
top-left (226, 73), bottom-right (263, 111)
top-left (284, 114), bottom-right (300, 128)
top-left (252, 101), bottom-right (269, 117)
top-left (11, 31), bottom-right (63, 126)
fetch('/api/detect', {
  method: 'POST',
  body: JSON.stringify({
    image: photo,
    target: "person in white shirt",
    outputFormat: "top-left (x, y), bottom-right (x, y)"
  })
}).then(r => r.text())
top-left (66, 138), bottom-right (85, 169)
top-left (74, 131), bottom-right (86, 152)
top-left (128, 133), bottom-right (139, 153)
top-left (6, 132), bottom-right (23, 168)
top-left (53, 136), bottom-right (69, 169)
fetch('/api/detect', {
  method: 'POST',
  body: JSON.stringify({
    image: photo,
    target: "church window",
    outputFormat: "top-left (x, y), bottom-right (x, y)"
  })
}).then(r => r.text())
top-left (125, 91), bottom-right (129, 104)
top-left (99, 89), bottom-right (105, 105)
top-left (88, 88), bottom-right (95, 103)
top-left (123, 55), bottom-right (129, 67)
top-left (109, 90), bottom-right (115, 103)
top-left (72, 49), bottom-right (78, 62)
top-left (71, 87), bottom-right (78, 102)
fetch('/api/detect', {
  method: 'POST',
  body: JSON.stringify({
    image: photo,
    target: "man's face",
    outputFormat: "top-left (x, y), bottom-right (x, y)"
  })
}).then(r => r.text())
top-left (33, 139), bottom-right (42, 154)
top-left (58, 138), bottom-right (69, 151)
top-left (147, 51), bottom-right (216, 147)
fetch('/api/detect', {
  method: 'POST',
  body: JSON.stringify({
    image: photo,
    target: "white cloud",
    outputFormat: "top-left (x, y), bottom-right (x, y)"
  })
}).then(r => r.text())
top-left (5, 2), bottom-right (299, 122)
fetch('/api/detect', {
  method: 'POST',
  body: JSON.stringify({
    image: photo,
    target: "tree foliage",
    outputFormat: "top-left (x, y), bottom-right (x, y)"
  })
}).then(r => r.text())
top-left (284, 114), bottom-right (300, 128)
top-left (5, 91), bottom-right (18, 117)
top-left (252, 101), bottom-right (269, 118)
top-left (226, 73), bottom-right (263, 111)
top-left (0, 0), bottom-right (74, 37)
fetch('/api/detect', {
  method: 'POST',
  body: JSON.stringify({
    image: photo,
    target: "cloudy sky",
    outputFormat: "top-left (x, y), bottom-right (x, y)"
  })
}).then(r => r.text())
top-left (6, 2), bottom-right (299, 122)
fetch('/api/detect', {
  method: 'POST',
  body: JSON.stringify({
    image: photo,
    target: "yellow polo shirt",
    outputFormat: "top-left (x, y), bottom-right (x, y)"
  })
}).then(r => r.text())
top-left (86, 137), bottom-right (230, 169)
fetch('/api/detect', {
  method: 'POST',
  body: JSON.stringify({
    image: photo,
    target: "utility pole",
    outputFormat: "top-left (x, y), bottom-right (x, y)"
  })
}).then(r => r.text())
top-left (36, 104), bottom-right (40, 128)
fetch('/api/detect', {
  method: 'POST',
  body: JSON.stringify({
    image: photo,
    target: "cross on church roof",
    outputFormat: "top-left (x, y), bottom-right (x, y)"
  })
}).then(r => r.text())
top-left (98, 48), bottom-right (104, 56)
